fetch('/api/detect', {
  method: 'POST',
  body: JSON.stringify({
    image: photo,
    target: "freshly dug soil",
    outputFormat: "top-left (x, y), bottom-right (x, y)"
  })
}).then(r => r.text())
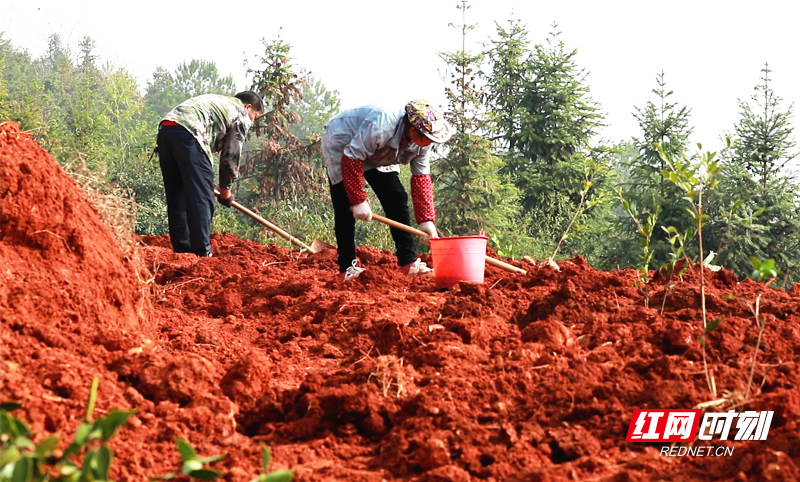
top-left (2, 120), bottom-right (800, 481)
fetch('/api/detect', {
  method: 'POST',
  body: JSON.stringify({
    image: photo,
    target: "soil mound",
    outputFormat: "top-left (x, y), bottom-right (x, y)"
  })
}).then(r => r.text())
top-left (1, 120), bottom-right (151, 455)
top-left (2, 121), bottom-right (800, 481)
top-left (0, 121), bottom-right (147, 346)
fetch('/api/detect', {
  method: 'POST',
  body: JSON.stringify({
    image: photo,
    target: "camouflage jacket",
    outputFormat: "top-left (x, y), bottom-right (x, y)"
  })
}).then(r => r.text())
top-left (162, 94), bottom-right (252, 189)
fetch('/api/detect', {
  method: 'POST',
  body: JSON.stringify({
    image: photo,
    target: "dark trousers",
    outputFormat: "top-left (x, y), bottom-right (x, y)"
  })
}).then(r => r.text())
top-left (156, 125), bottom-right (215, 256)
top-left (330, 169), bottom-right (417, 272)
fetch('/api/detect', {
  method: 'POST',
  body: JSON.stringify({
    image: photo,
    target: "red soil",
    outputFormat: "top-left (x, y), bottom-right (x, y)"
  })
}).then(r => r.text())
top-left (2, 120), bottom-right (800, 481)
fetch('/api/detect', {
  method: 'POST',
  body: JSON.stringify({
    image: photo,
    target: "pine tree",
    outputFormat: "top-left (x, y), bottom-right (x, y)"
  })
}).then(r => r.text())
top-left (493, 23), bottom-right (611, 260)
top-left (243, 36), bottom-right (324, 206)
top-left (706, 64), bottom-right (800, 284)
top-left (515, 24), bottom-right (603, 169)
top-left (630, 71), bottom-right (693, 194)
top-left (0, 38), bottom-right (47, 136)
top-left (485, 17), bottom-right (530, 155)
top-left (434, 1), bottom-right (520, 239)
top-left (208, 36), bottom-right (338, 249)
top-left (36, 35), bottom-right (110, 170)
top-left (732, 63), bottom-right (797, 188)
top-left (508, 24), bottom-right (605, 215)
top-left (612, 72), bottom-right (695, 269)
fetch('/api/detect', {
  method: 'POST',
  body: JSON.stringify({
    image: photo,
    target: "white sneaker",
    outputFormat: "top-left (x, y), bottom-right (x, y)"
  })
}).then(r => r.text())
top-left (399, 258), bottom-right (434, 277)
top-left (342, 259), bottom-right (366, 280)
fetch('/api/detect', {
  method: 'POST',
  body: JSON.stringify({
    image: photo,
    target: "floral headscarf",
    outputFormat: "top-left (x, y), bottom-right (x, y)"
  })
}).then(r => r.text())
top-left (405, 99), bottom-right (453, 143)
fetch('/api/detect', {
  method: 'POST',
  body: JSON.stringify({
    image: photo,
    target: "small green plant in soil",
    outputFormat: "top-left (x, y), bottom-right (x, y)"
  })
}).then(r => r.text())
top-left (744, 258), bottom-right (782, 400)
top-left (617, 191), bottom-right (659, 308)
top-left (750, 256), bottom-right (780, 282)
top-left (152, 438), bottom-right (226, 481)
top-left (547, 156), bottom-right (609, 263)
top-left (659, 141), bottom-right (723, 397)
top-left (0, 376), bottom-right (135, 482)
top-left (658, 225), bottom-right (694, 315)
top-left (151, 440), bottom-right (292, 482)
top-left (249, 444), bottom-right (292, 482)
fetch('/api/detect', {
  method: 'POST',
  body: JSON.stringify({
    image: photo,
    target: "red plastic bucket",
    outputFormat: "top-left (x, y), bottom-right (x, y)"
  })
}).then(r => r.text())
top-left (429, 235), bottom-right (489, 288)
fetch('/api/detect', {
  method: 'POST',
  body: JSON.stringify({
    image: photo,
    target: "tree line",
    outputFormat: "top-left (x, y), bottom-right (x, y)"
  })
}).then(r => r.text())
top-left (2, 5), bottom-right (798, 285)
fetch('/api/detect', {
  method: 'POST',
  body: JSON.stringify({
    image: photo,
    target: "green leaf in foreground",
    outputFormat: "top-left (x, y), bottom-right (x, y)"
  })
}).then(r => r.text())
top-left (0, 446), bottom-right (22, 469)
top-left (181, 460), bottom-right (204, 475)
top-left (100, 410), bottom-right (136, 441)
top-left (94, 445), bottom-right (113, 480)
top-left (188, 468), bottom-right (224, 481)
top-left (260, 444), bottom-right (271, 474)
top-left (11, 455), bottom-right (33, 482)
top-left (196, 455), bottom-right (226, 465)
top-left (703, 318), bottom-right (722, 334)
top-left (175, 438), bottom-right (197, 462)
top-left (34, 434), bottom-right (59, 456)
top-left (263, 470), bottom-right (293, 482)
top-left (250, 443), bottom-right (292, 482)
top-left (0, 402), bottom-right (23, 412)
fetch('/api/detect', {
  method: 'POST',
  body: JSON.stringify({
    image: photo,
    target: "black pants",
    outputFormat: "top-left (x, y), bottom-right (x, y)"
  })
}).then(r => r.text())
top-left (330, 169), bottom-right (416, 272)
top-left (156, 125), bottom-right (215, 256)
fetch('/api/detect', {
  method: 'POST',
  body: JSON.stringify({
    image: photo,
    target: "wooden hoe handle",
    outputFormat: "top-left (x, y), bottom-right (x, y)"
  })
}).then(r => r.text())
top-left (215, 190), bottom-right (314, 252)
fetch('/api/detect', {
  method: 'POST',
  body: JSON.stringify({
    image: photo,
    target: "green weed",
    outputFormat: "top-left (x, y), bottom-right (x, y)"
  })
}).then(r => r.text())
top-left (151, 439), bottom-right (226, 481)
top-left (0, 377), bottom-right (135, 482)
top-left (151, 440), bottom-right (292, 482)
top-left (659, 142), bottom-right (724, 398)
top-left (250, 444), bottom-right (292, 482)
top-left (618, 191), bottom-right (659, 308)
top-left (658, 225), bottom-right (694, 315)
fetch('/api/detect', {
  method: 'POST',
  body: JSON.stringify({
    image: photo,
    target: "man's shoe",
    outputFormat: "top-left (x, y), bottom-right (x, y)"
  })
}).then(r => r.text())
top-left (195, 251), bottom-right (213, 257)
top-left (399, 258), bottom-right (433, 277)
top-left (341, 259), bottom-right (365, 280)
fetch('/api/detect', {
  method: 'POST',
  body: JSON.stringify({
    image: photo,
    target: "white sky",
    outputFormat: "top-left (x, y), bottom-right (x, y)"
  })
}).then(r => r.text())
top-left (2, 0), bottom-right (800, 153)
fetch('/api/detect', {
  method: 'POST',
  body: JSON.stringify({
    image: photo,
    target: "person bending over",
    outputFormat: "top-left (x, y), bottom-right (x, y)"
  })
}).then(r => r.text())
top-left (156, 91), bottom-right (263, 256)
top-left (321, 99), bottom-right (453, 280)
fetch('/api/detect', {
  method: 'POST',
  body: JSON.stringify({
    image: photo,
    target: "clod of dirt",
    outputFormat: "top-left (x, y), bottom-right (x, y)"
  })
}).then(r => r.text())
top-left (220, 351), bottom-right (274, 410)
top-left (656, 319), bottom-right (696, 355)
top-left (208, 290), bottom-right (243, 317)
top-left (547, 425), bottom-right (603, 463)
top-left (521, 319), bottom-right (571, 351)
top-left (415, 438), bottom-right (451, 470)
top-left (417, 464), bottom-right (472, 482)
top-left (132, 353), bottom-right (220, 406)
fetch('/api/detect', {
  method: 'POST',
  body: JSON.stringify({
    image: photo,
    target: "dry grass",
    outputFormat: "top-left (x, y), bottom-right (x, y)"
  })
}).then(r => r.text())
top-left (64, 157), bottom-right (139, 256)
top-left (63, 157), bottom-right (155, 318)
top-left (368, 355), bottom-right (419, 399)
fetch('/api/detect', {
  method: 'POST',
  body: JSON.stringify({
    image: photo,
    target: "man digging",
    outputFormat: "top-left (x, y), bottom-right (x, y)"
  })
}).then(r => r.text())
top-left (156, 91), bottom-right (263, 257)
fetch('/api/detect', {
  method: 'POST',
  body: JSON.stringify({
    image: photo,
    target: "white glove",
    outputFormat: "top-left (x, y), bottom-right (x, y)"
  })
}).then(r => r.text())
top-left (418, 221), bottom-right (438, 244)
top-left (352, 200), bottom-right (373, 221)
